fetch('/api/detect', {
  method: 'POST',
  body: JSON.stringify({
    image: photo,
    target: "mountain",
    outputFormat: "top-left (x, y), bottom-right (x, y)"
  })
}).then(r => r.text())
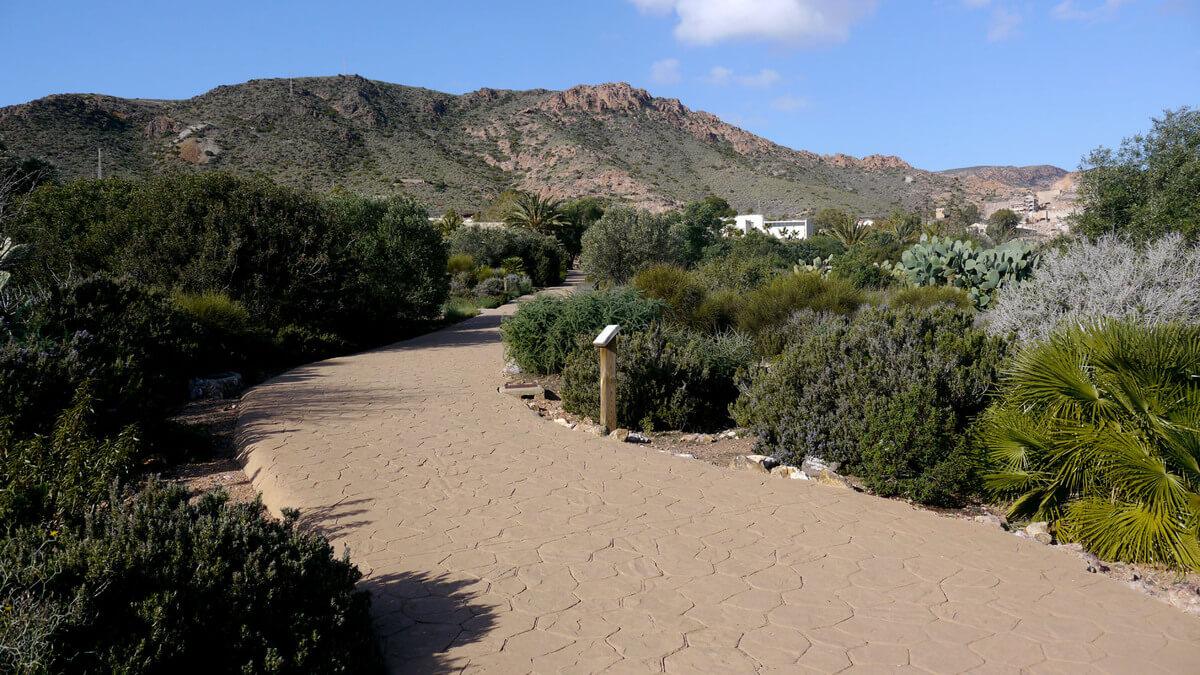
top-left (938, 164), bottom-right (1070, 201)
top-left (2, 75), bottom-right (993, 215)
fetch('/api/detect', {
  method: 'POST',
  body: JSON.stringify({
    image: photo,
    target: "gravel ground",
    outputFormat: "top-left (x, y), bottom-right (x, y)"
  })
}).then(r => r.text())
top-left (161, 397), bottom-right (257, 505)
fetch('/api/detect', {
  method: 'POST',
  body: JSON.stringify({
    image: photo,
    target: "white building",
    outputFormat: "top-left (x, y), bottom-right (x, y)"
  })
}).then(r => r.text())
top-left (728, 214), bottom-right (814, 239)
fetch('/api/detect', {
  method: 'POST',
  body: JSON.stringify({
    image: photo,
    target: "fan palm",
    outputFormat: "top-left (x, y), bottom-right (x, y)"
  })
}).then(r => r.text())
top-left (821, 217), bottom-right (872, 247)
top-left (505, 191), bottom-right (567, 234)
top-left (983, 320), bottom-right (1200, 569)
top-left (883, 211), bottom-right (922, 244)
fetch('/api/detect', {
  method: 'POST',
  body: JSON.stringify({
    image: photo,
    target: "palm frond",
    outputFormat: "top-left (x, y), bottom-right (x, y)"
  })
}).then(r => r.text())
top-left (1065, 498), bottom-right (1200, 570)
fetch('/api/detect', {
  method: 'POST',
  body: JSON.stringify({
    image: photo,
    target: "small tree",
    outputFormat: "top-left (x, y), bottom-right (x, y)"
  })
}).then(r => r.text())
top-left (986, 208), bottom-right (1021, 242)
top-left (579, 207), bottom-right (684, 286)
top-left (680, 196), bottom-right (736, 264)
top-left (814, 208), bottom-right (870, 247)
top-left (438, 208), bottom-right (464, 236)
top-left (505, 191), bottom-right (567, 234)
top-left (882, 210), bottom-right (922, 244)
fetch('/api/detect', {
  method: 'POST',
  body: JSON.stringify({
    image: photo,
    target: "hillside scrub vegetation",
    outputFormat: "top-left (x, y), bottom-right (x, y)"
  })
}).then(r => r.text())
top-left (579, 207), bottom-right (685, 286)
top-left (447, 224), bottom-right (567, 287)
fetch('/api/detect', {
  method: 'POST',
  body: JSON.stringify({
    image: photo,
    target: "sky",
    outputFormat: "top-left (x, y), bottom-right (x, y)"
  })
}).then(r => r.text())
top-left (1, 0), bottom-right (1197, 170)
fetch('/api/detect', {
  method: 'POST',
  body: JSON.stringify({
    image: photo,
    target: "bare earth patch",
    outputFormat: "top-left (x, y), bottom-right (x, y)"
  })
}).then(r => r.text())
top-left (161, 398), bottom-right (257, 505)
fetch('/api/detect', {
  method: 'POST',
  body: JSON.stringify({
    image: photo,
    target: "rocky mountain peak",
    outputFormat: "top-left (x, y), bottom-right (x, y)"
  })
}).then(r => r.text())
top-left (539, 82), bottom-right (653, 114)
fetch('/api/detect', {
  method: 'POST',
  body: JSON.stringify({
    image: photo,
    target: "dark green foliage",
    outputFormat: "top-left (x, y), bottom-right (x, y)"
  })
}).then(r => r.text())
top-left (561, 323), bottom-right (754, 431)
top-left (579, 207), bottom-right (684, 286)
top-left (171, 291), bottom-right (270, 375)
top-left (631, 265), bottom-right (708, 326)
top-left (986, 208), bottom-right (1021, 242)
top-left (900, 235), bottom-right (1040, 309)
top-left (1074, 107), bottom-right (1200, 242)
top-left (0, 387), bottom-right (139, 526)
top-left (447, 225), bottom-right (567, 286)
top-left (500, 289), bottom-right (661, 375)
top-left (679, 196), bottom-right (736, 264)
top-left (2, 275), bottom-right (198, 438)
top-left (692, 289), bottom-right (742, 333)
top-left (982, 321), bottom-right (1200, 569)
top-left (830, 243), bottom-right (895, 290)
top-left (558, 197), bottom-right (608, 257)
top-left (737, 306), bottom-right (1008, 505)
top-left (0, 482), bottom-right (382, 674)
top-left (9, 174), bottom-right (449, 342)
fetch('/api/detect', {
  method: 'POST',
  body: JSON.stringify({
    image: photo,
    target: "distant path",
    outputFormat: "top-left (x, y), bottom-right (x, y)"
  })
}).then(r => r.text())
top-left (238, 272), bottom-right (1200, 673)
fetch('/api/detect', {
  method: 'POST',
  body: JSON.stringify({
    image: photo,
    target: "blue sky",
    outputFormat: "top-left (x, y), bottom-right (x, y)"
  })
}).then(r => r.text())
top-left (1, 0), bottom-right (1196, 170)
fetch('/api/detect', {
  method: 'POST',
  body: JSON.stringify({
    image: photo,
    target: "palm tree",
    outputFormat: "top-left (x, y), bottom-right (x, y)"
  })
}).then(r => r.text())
top-left (883, 210), bottom-right (922, 244)
top-left (821, 216), bottom-right (872, 247)
top-left (505, 191), bottom-right (566, 234)
top-left (438, 208), bottom-right (464, 236)
top-left (983, 320), bottom-right (1200, 570)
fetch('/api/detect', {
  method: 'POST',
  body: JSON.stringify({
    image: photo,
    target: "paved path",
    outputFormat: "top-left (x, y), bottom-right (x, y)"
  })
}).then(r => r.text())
top-left (238, 276), bottom-right (1200, 674)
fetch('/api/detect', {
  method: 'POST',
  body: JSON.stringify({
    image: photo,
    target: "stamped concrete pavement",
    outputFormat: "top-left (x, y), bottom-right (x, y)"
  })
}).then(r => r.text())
top-left (237, 276), bottom-right (1200, 673)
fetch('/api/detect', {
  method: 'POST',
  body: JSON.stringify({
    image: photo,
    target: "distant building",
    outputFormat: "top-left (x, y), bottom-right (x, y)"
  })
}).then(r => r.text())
top-left (728, 214), bottom-right (814, 239)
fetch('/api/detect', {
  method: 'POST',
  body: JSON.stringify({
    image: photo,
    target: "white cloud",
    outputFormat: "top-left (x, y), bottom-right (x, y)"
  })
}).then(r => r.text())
top-left (650, 58), bottom-right (682, 84)
top-left (705, 66), bottom-right (781, 87)
top-left (1052, 0), bottom-right (1131, 21)
top-left (706, 66), bottom-right (734, 85)
top-left (986, 7), bottom-right (1021, 41)
top-left (629, 0), bottom-right (877, 46)
top-left (771, 95), bottom-right (809, 111)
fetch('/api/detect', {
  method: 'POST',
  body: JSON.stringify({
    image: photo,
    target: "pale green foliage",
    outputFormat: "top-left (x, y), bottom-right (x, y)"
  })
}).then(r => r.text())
top-left (900, 235), bottom-right (1040, 309)
top-left (0, 236), bottom-right (26, 291)
top-left (579, 207), bottom-right (684, 286)
top-left (814, 208), bottom-right (870, 247)
top-left (438, 208), bottom-right (464, 235)
top-left (983, 321), bottom-right (1200, 569)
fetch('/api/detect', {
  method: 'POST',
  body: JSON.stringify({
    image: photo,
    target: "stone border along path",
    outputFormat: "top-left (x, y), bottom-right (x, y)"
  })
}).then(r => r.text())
top-left (238, 273), bottom-right (1200, 674)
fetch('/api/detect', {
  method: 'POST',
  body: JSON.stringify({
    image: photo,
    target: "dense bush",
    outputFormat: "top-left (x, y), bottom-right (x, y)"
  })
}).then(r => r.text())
top-left (10, 175), bottom-right (448, 340)
top-left (982, 321), bottom-right (1200, 569)
top-left (561, 323), bottom-right (755, 431)
top-left (631, 265), bottom-right (707, 326)
top-left (579, 207), bottom-right (684, 286)
top-left (736, 306), bottom-right (1008, 505)
top-left (696, 232), bottom-right (843, 292)
top-left (447, 225), bottom-right (566, 287)
top-left (500, 289), bottom-right (661, 374)
top-left (985, 234), bottom-right (1200, 343)
top-left (0, 482), bottom-right (382, 674)
top-left (886, 285), bottom-right (972, 310)
top-left (736, 272), bottom-right (862, 339)
top-left (172, 290), bottom-right (268, 375)
top-left (2, 275), bottom-right (198, 438)
top-left (830, 245), bottom-right (895, 289)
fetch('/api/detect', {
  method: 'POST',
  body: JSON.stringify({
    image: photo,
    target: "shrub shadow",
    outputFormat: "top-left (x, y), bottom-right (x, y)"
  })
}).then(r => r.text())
top-left (364, 570), bottom-right (498, 674)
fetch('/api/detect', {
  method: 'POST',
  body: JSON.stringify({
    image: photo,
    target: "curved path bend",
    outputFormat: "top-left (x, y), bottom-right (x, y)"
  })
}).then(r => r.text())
top-left (238, 276), bottom-right (1200, 674)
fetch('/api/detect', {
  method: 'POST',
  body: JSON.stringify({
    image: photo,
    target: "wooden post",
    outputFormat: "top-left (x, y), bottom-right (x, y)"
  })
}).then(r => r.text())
top-left (593, 324), bottom-right (620, 433)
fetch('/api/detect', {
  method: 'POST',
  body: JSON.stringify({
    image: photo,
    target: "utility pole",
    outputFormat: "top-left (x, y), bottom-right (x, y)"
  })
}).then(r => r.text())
top-left (96, 147), bottom-right (103, 179)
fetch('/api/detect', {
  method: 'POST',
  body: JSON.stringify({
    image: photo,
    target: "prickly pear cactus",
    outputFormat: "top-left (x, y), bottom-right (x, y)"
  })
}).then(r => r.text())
top-left (900, 235), bottom-right (1039, 309)
top-left (794, 255), bottom-right (834, 277)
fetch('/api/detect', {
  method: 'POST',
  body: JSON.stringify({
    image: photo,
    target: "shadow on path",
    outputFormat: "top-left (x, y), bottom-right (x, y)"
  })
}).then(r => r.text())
top-left (364, 570), bottom-right (498, 675)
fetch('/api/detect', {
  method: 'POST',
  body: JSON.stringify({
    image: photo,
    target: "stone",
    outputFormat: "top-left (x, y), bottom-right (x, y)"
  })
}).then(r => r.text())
top-left (973, 514), bottom-right (1008, 530)
top-left (679, 433), bottom-right (715, 444)
top-left (770, 465), bottom-right (808, 480)
top-left (674, 453), bottom-right (695, 459)
top-left (626, 432), bottom-right (651, 444)
top-left (816, 469), bottom-right (849, 489)
top-left (800, 455), bottom-right (839, 478)
top-left (188, 372), bottom-right (242, 400)
top-left (1025, 521), bottom-right (1053, 545)
top-left (609, 428), bottom-right (631, 442)
top-left (580, 423), bottom-right (605, 436)
top-left (719, 430), bottom-right (739, 439)
top-left (554, 418), bottom-right (576, 429)
top-left (502, 381), bottom-right (544, 399)
top-left (730, 454), bottom-right (777, 474)
top-left (502, 361), bottom-right (523, 375)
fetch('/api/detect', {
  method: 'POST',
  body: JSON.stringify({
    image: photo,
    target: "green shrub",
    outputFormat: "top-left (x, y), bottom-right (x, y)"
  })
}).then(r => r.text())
top-left (475, 276), bottom-right (506, 299)
top-left (830, 245), bottom-right (895, 290)
top-left (500, 256), bottom-right (525, 275)
top-left (982, 321), bottom-right (1200, 569)
top-left (736, 305), bottom-right (1008, 505)
top-left (692, 289), bottom-right (742, 333)
top-left (631, 265), bottom-right (708, 326)
top-left (0, 386), bottom-right (139, 527)
top-left (448, 225), bottom-right (567, 286)
top-left (561, 323), bottom-right (754, 431)
top-left (447, 253), bottom-right (476, 275)
top-left (500, 289), bottom-right (661, 374)
top-left (443, 297), bottom-right (481, 322)
top-left (2, 275), bottom-right (198, 438)
top-left (0, 482), bottom-right (382, 674)
top-left (273, 324), bottom-right (347, 363)
top-left (887, 285), bottom-right (973, 310)
top-left (579, 207), bottom-right (684, 286)
top-left (736, 273), bottom-right (863, 339)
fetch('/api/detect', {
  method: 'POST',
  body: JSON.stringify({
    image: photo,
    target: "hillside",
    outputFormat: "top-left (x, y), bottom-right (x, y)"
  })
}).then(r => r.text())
top-left (938, 164), bottom-right (1069, 201)
top-left (2, 75), bottom-right (1021, 215)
